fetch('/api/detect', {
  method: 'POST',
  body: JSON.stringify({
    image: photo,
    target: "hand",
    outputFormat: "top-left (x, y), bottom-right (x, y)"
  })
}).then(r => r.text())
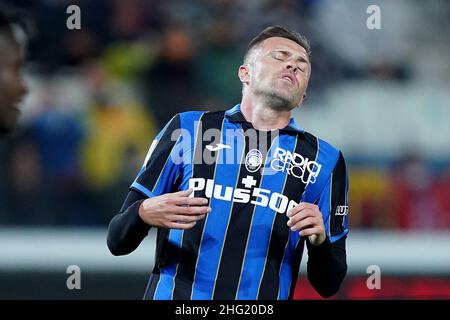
top-left (138, 188), bottom-right (211, 229)
top-left (286, 202), bottom-right (326, 246)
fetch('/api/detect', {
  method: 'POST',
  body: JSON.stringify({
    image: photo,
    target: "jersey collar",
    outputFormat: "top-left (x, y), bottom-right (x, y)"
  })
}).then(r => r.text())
top-left (224, 104), bottom-right (304, 133)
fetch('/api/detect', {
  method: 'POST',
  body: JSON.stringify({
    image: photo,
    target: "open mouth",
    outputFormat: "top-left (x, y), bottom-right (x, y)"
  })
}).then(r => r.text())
top-left (280, 74), bottom-right (296, 86)
top-left (281, 76), bottom-right (293, 84)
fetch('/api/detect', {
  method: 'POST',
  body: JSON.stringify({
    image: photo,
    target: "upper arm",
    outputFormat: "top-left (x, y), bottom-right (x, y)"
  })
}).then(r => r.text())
top-left (131, 114), bottom-right (184, 198)
top-left (317, 151), bottom-right (349, 243)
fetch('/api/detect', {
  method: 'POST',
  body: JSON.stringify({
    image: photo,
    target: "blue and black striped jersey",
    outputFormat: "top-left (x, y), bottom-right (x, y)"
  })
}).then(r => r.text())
top-left (122, 104), bottom-right (349, 300)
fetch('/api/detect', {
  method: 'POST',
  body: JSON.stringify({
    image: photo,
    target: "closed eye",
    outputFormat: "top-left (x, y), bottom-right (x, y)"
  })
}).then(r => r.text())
top-left (271, 51), bottom-right (288, 61)
top-left (270, 50), bottom-right (309, 73)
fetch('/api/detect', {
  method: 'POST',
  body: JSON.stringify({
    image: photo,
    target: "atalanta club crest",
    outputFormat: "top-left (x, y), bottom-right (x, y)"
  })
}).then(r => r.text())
top-left (245, 149), bottom-right (263, 172)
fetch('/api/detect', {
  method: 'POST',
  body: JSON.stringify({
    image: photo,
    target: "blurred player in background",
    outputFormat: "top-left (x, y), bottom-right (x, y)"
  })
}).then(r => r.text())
top-left (0, 7), bottom-right (27, 136)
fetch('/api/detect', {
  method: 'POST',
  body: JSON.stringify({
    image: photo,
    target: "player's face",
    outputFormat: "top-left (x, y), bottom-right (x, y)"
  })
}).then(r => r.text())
top-left (0, 39), bottom-right (27, 134)
top-left (244, 37), bottom-right (310, 111)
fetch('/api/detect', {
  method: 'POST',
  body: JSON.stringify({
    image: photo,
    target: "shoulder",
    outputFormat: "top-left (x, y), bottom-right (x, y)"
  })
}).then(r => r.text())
top-left (164, 110), bottom-right (207, 129)
top-left (177, 109), bottom-right (228, 127)
top-left (177, 110), bottom-right (207, 121)
top-left (301, 130), bottom-right (344, 169)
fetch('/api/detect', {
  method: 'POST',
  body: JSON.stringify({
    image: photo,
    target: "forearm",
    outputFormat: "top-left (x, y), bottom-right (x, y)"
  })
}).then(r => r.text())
top-left (306, 236), bottom-right (347, 298)
top-left (107, 189), bottom-right (150, 256)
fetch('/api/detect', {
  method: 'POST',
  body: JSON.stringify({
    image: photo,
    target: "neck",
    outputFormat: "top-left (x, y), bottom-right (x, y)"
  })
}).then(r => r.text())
top-left (240, 94), bottom-right (291, 131)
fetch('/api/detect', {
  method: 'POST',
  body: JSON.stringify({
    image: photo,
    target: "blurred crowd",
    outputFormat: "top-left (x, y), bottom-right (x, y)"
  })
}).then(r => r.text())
top-left (350, 154), bottom-right (450, 230)
top-left (0, 0), bottom-right (449, 228)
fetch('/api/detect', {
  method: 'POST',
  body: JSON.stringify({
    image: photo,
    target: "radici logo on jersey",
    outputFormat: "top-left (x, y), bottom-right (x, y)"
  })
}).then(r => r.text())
top-left (270, 147), bottom-right (322, 184)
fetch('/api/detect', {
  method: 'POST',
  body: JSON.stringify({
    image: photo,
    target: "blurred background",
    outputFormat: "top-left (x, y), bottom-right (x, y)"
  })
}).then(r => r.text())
top-left (0, 0), bottom-right (450, 299)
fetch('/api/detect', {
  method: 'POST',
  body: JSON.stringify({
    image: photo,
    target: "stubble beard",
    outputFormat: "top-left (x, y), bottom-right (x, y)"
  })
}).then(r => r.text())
top-left (254, 85), bottom-right (299, 112)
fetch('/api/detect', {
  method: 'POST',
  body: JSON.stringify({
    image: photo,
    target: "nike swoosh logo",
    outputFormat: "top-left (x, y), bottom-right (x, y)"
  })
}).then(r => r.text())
top-left (206, 143), bottom-right (231, 152)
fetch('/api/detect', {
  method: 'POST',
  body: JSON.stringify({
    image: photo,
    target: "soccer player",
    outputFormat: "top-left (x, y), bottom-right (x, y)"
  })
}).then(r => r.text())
top-left (0, 8), bottom-right (27, 136)
top-left (107, 26), bottom-right (349, 300)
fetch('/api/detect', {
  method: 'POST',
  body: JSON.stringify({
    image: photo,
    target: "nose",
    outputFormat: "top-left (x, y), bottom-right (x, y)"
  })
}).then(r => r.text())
top-left (286, 64), bottom-right (299, 74)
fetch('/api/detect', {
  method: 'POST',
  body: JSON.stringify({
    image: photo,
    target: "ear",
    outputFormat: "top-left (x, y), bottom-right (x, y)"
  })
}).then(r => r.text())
top-left (238, 65), bottom-right (250, 85)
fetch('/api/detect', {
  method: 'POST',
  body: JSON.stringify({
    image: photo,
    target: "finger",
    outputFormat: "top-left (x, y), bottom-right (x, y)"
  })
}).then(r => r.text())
top-left (288, 216), bottom-right (317, 232)
top-left (170, 196), bottom-right (209, 206)
top-left (287, 202), bottom-right (318, 217)
top-left (286, 210), bottom-right (308, 226)
top-left (298, 226), bottom-right (322, 237)
top-left (175, 205), bottom-right (212, 215)
top-left (164, 204), bottom-right (211, 215)
top-left (288, 207), bottom-right (320, 222)
top-left (168, 188), bottom-right (193, 197)
top-left (170, 214), bottom-right (206, 223)
top-left (286, 202), bottom-right (307, 217)
top-left (286, 208), bottom-right (317, 226)
top-left (169, 221), bottom-right (197, 230)
top-left (287, 202), bottom-right (315, 217)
